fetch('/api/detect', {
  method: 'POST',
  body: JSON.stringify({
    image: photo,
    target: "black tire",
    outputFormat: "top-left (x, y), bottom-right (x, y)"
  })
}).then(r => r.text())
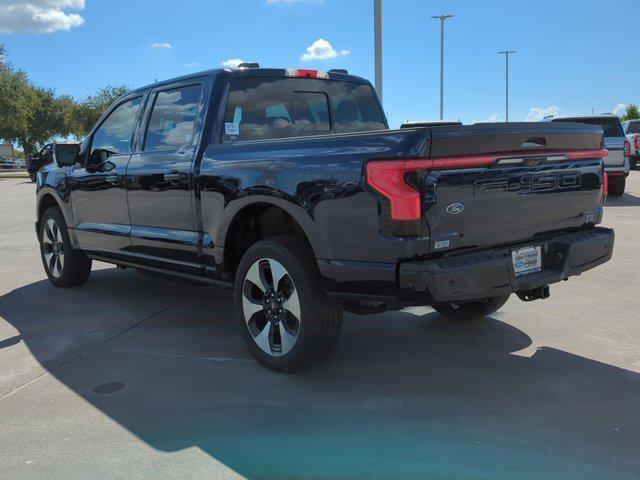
top-left (39, 207), bottom-right (92, 287)
top-left (234, 236), bottom-right (342, 373)
top-left (29, 173), bottom-right (37, 182)
top-left (630, 157), bottom-right (638, 170)
top-left (433, 294), bottom-right (511, 321)
top-left (608, 176), bottom-right (626, 197)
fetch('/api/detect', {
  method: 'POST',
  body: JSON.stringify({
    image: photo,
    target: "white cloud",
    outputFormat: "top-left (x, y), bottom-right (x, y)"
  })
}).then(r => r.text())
top-left (151, 42), bottom-right (172, 49)
top-left (612, 103), bottom-right (626, 115)
top-left (300, 38), bottom-right (350, 61)
top-left (525, 106), bottom-right (564, 121)
top-left (221, 58), bottom-right (245, 68)
top-left (0, 0), bottom-right (85, 34)
top-left (484, 113), bottom-right (502, 123)
top-left (184, 62), bottom-right (200, 68)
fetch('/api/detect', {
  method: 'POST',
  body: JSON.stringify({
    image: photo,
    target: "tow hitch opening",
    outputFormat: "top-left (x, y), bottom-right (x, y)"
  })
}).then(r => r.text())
top-left (516, 285), bottom-right (550, 302)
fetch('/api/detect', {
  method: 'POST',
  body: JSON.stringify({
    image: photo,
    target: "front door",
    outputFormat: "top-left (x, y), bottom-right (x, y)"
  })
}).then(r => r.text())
top-left (70, 95), bottom-right (144, 254)
top-left (126, 82), bottom-right (204, 268)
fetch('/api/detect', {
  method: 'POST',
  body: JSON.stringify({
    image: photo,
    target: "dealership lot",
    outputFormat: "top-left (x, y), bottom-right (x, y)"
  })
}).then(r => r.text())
top-left (0, 175), bottom-right (639, 479)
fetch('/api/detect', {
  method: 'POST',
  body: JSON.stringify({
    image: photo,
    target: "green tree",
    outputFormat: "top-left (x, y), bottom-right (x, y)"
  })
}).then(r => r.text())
top-left (73, 84), bottom-right (129, 137)
top-left (621, 104), bottom-right (640, 122)
top-left (0, 43), bottom-right (76, 158)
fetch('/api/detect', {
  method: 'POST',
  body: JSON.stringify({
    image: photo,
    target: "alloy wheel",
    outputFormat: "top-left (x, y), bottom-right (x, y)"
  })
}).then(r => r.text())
top-left (42, 218), bottom-right (65, 278)
top-left (242, 258), bottom-right (301, 356)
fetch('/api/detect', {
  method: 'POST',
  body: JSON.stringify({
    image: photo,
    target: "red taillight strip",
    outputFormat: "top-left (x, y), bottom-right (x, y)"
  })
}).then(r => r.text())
top-left (429, 148), bottom-right (609, 169)
top-left (603, 172), bottom-right (608, 196)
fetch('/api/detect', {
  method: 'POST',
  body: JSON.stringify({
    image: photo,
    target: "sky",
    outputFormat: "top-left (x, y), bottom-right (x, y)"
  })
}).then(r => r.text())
top-left (1, 0), bottom-right (638, 129)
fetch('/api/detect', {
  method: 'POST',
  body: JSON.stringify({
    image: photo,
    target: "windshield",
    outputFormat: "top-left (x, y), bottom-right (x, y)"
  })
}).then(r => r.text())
top-left (626, 121), bottom-right (640, 134)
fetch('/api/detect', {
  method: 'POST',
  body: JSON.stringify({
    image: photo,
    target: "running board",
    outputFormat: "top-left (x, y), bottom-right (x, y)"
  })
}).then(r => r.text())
top-left (86, 254), bottom-right (233, 289)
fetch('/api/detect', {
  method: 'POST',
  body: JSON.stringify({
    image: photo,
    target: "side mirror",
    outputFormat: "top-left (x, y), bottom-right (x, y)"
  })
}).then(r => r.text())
top-left (54, 143), bottom-right (80, 167)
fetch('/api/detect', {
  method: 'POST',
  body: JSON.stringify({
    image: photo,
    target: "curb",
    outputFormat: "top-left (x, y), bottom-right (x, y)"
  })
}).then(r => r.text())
top-left (0, 171), bottom-right (30, 179)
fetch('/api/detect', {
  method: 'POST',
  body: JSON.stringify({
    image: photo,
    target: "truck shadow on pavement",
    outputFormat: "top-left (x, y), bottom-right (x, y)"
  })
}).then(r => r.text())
top-left (0, 268), bottom-right (639, 480)
top-left (605, 192), bottom-right (640, 207)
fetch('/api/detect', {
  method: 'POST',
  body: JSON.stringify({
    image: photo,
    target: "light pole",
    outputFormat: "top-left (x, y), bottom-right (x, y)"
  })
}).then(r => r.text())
top-left (374, 0), bottom-right (383, 105)
top-left (498, 50), bottom-right (516, 122)
top-left (431, 14), bottom-right (453, 120)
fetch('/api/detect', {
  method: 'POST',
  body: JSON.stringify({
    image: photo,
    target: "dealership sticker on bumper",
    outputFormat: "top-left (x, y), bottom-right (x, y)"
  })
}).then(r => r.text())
top-left (511, 246), bottom-right (542, 277)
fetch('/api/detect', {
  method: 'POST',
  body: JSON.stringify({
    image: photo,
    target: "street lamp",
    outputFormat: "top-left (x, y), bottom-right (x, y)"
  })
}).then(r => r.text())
top-left (498, 50), bottom-right (516, 122)
top-left (431, 14), bottom-right (453, 120)
top-left (374, 0), bottom-right (383, 105)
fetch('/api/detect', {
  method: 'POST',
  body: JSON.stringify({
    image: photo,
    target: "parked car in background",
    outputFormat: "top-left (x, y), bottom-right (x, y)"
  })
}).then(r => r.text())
top-left (26, 143), bottom-right (55, 182)
top-left (622, 119), bottom-right (640, 169)
top-left (0, 157), bottom-right (15, 169)
top-left (35, 66), bottom-right (614, 372)
top-left (545, 115), bottom-right (630, 196)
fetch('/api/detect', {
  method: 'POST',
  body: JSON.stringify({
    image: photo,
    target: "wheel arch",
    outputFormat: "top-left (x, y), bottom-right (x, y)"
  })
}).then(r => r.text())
top-left (218, 198), bottom-right (326, 277)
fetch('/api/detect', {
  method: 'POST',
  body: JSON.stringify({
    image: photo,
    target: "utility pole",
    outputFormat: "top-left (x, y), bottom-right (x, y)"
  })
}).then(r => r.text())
top-left (498, 50), bottom-right (516, 122)
top-left (374, 0), bottom-right (383, 105)
top-left (431, 14), bottom-right (453, 120)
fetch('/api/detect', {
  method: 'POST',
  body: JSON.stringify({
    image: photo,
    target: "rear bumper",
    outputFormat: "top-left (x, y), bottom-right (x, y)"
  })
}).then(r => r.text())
top-left (398, 228), bottom-right (614, 304)
top-left (604, 159), bottom-right (630, 176)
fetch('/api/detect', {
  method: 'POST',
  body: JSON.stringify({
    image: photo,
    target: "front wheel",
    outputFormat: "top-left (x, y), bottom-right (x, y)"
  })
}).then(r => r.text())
top-left (433, 295), bottom-right (511, 321)
top-left (608, 176), bottom-right (626, 197)
top-left (39, 207), bottom-right (92, 287)
top-left (234, 236), bottom-right (342, 373)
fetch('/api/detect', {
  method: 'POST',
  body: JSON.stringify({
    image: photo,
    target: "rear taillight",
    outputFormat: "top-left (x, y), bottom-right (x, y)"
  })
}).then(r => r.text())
top-left (603, 171), bottom-right (608, 197)
top-left (624, 140), bottom-right (631, 157)
top-left (635, 135), bottom-right (640, 150)
top-left (366, 159), bottom-right (432, 221)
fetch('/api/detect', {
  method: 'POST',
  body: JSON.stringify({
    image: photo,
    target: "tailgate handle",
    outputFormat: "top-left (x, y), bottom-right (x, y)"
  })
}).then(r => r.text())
top-left (521, 137), bottom-right (547, 147)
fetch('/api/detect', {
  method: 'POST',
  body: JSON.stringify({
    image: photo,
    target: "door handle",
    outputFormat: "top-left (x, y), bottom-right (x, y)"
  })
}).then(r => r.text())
top-left (163, 172), bottom-right (187, 183)
top-left (105, 175), bottom-right (119, 184)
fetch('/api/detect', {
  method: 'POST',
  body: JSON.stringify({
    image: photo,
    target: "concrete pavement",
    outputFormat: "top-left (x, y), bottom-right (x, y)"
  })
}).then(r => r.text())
top-left (0, 174), bottom-right (639, 479)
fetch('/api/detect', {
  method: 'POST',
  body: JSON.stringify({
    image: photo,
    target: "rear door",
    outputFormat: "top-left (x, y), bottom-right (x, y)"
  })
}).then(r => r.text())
top-left (126, 80), bottom-right (208, 269)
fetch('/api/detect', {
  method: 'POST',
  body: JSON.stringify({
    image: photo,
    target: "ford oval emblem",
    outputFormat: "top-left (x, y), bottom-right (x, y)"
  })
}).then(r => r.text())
top-left (446, 203), bottom-right (464, 215)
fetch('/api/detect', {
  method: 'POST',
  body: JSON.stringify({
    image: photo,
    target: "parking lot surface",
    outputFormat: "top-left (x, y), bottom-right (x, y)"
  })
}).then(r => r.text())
top-left (0, 175), bottom-right (639, 480)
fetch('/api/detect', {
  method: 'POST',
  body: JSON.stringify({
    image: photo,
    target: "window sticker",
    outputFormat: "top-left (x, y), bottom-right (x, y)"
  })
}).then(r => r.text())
top-left (225, 122), bottom-right (240, 136)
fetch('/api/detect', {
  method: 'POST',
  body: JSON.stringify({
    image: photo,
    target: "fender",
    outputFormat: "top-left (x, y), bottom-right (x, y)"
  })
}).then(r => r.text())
top-left (36, 169), bottom-right (78, 247)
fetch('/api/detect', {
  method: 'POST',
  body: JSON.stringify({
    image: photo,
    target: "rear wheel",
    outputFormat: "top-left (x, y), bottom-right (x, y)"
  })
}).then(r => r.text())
top-left (39, 207), bottom-right (92, 287)
top-left (234, 236), bottom-right (342, 373)
top-left (630, 156), bottom-right (638, 170)
top-left (608, 176), bottom-right (626, 197)
top-left (433, 295), bottom-right (510, 321)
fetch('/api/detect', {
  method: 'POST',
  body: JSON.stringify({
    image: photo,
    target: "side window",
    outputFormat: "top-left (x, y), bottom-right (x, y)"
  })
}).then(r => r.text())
top-left (91, 97), bottom-right (142, 161)
top-left (144, 84), bottom-right (201, 151)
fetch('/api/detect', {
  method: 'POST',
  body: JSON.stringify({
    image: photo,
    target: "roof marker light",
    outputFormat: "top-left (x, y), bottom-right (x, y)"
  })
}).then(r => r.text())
top-left (285, 69), bottom-right (329, 79)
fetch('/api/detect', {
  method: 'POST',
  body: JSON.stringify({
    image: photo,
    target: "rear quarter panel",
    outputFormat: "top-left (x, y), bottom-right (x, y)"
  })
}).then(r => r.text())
top-left (198, 130), bottom-right (432, 265)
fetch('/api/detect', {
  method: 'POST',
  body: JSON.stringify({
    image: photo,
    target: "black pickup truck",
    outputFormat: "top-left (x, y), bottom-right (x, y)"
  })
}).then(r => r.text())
top-left (36, 66), bottom-right (614, 372)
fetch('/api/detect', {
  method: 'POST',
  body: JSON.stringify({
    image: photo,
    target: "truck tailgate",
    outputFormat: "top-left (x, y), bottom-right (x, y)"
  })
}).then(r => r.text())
top-left (421, 156), bottom-right (605, 253)
top-left (421, 123), bottom-right (606, 253)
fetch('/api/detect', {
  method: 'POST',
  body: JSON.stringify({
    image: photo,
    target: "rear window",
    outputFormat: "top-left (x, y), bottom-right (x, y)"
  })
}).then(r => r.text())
top-left (221, 77), bottom-right (386, 142)
top-left (553, 117), bottom-right (624, 137)
top-left (626, 121), bottom-right (640, 134)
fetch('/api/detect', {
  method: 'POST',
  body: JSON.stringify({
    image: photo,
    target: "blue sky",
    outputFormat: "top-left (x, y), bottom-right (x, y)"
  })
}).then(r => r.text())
top-left (1, 0), bottom-right (638, 128)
